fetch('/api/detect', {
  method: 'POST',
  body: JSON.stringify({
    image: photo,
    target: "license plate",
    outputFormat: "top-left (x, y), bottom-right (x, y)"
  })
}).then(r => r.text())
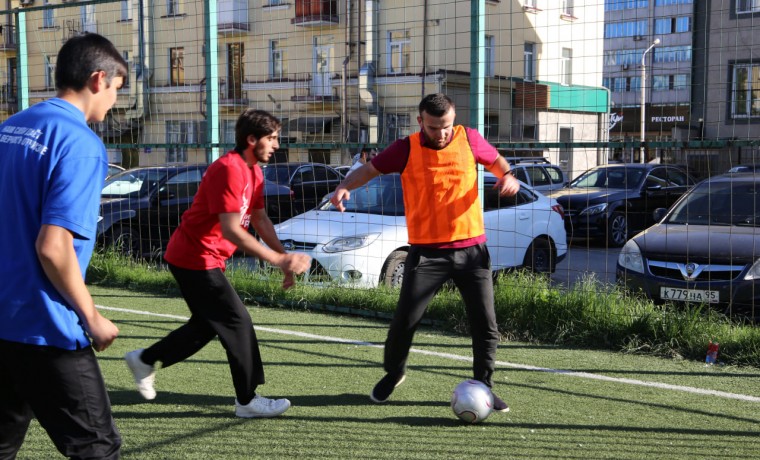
top-left (660, 287), bottom-right (719, 303)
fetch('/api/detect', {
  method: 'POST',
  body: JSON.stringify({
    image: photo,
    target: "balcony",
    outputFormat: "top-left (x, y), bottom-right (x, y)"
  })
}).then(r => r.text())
top-left (290, 73), bottom-right (338, 103)
top-left (0, 24), bottom-right (16, 51)
top-left (0, 83), bottom-right (18, 113)
top-left (219, 81), bottom-right (249, 110)
top-left (218, 0), bottom-right (250, 33)
top-left (292, 0), bottom-right (339, 27)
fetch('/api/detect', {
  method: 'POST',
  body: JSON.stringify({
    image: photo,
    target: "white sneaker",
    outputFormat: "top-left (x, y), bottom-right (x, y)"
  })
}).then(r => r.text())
top-left (235, 393), bottom-right (291, 418)
top-left (125, 349), bottom-right (156, 400)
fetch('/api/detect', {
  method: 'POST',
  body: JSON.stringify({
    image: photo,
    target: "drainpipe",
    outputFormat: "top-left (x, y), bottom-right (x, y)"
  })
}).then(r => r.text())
top-left (341, 0), bottom-right (351, 145)
top-left (422, 0), bottom-right (427, 97)
top-left (358, 0), bottom-right (378, 144)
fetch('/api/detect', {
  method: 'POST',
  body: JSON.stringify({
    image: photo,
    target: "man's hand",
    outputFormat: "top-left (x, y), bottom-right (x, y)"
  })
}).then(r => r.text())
top-left (85, 312), bottom-right (119, 352)
top-left (494, 172), bottom-right (521, 197)
top-left (330, 188), bottom-right (351, 212)
top-left (282, 271), bottom-right (296, 290)
top-left (275, 252), bottom-right (311, 276)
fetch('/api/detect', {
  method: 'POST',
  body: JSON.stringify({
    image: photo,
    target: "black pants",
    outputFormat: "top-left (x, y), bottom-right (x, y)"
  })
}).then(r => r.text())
top-left (384, 243), bottom-right (499, 387)
top-left (141, 264), bottom-right (264, 405)
top-left (0, 339), bottom-right (121, 460)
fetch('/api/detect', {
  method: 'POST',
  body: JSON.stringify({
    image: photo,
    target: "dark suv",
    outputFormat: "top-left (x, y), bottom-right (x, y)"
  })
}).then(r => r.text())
top-left (99, 164), bottom-right (293, 257)
top-left (548, 163), bottom-right (696, 247)
top-left (262, 162), bottom-right (343, 215)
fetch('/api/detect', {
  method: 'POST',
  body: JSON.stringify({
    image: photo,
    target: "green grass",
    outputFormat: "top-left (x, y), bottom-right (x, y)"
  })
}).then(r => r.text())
top-left (17, 286), bottom-right (760, 459)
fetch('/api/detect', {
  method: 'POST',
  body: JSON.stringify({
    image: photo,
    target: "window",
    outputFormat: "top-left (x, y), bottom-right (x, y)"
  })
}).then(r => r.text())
top-left (653, 74), bottom-right (688, 91)
top-left (121, 0), bottom-right (132, 21)
top-left (484, 35), bottom-right (495, 77)
top-left (524, 0), bottom-right (538, 8)
top-left (655, 17), bottom-right (691, 34)
top-left (655, 0), bottom-right (692, 5)
top-left (653, 46), bottom-right (692, 63)
top-left (122, 51), bottom-right (130, 88)
top-left (737, 0), bottom-right (760, 13)
top-left (388, 30), bottom-right (411, 74)
top-left (605, 0), bottom-right (648, 11)
top-left (45, 56), bottom-right (55, 90)
top-left (484, 114), bottom-right (499, 140)
top-left (732, 64), bottom-right (760, 118)
top-left (561, 48), bottom-right (572, 85)
top-left (524, 43), bottom-right (535, 81)
top-left (561, 0), bottom-right (574, 16)
top-left (43, 0), bottom-right (55, 28)
top-left (222, 120), bottom-right (236, 146)
top-left (270, 41), bottom-right (284, 79)
top-left (384, 113), bottom-right (410, 142)
top-left (167, 0), bottom-right (180, 16)
top-left (170, 47), bottom-right (184, 85)
top-left (165, 121), bottom-right (206, 163)
top-left (160, 170), bottom-right (204, 200)
top-left (605, 20), bottom-right (647, 38)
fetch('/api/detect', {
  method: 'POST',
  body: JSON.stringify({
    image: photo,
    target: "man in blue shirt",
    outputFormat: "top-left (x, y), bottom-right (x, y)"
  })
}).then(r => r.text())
top-left (0, 33), bottom-right (127, 459)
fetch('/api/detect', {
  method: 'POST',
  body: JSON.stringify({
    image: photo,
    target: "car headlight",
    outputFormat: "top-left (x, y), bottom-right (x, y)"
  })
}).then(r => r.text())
top-left (323, 233), bottom-right (380, 253)
top-left (744, 259), bottom-right (760, 280)
top-left (618, 239), bottom-right (644, 273)
top-left (579, 203), bottom-right (608, 216)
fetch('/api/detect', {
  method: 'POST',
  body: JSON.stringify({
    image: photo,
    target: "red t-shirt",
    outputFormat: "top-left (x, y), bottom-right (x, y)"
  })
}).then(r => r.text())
top-left (164, 151), bottom-right (265, 270)
top-left (370, 127), bottom-right (499, 249)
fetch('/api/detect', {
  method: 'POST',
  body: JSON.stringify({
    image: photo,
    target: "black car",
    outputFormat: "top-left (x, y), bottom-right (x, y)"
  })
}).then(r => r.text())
top-left (617, 173), bottom-right (760, 319)
top-left (99, 164), bottom-right (293, 257)
top-left (548, 163), bottom-right (696, 246)
top-left (262, 162), bottom-right (343, 216)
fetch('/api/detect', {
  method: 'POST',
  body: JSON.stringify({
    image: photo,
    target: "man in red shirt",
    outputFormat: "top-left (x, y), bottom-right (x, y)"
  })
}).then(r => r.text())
top-left (331, 93), bottom-right (520, 412)
top-left (125, 109), bottom-right (311, 418)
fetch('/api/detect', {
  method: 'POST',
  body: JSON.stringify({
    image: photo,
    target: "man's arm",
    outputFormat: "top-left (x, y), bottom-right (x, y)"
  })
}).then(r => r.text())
top-left (35, 224), bottom-right (119, 351)
top-left (485, 155), bottom-right (521, 197)
top-left (330, 161), bottom-right (382, 212)
top-left (219, 212), bottom-right (310, 288)
top-left (249, 208), bottom-right (298, 289)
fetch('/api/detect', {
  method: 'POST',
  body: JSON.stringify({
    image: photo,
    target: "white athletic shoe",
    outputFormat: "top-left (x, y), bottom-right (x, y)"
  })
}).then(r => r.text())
top-left (235, 394), bottom-right (291, 418)
top-left (125, 349), bottom-right (156, 400)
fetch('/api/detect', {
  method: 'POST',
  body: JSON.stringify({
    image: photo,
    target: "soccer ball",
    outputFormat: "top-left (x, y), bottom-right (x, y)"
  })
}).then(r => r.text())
top-left (450, 379), bottom-right (494, 424)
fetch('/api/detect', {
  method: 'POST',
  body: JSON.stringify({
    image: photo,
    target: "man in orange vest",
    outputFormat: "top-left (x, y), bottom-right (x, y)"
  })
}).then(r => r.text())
top-left (330, 93), bottom-right (520, 412)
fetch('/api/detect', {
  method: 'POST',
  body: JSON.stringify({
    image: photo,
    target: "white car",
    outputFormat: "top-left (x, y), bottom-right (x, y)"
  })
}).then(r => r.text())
top-left (273, 173), bottom-right (567, 288)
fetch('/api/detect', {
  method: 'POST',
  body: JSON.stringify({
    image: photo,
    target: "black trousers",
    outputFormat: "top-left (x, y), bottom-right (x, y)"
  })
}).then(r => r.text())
top-left (384, 243), bottom-right (499, 387)
top-left (141, 264), bottom-right (264, 405)
top-left (0, 339), bottom-right (121, 460)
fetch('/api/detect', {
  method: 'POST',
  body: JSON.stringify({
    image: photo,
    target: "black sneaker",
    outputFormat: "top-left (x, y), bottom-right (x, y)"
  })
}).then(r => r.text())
top-left (492, 393), bottom-right (510, 413)
top-left (370, 373), bottom-right (406, 403)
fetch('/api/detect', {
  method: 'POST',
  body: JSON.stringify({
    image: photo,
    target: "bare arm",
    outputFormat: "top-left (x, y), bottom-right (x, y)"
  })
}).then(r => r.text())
top-left (486, 155), bottom-right (521, 197)
top-left (219, 212), bottom-right (310, 288)
top-left (35, 224), bottom-right (119, 351)
top-left (249, 208), bottom-right (299, 289)
top-left (330, 162), bottom-right (382, 212)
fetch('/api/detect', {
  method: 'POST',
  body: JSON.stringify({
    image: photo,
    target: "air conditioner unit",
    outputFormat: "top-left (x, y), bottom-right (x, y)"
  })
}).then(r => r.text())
top-left (633, 35), bottom-right (643, 41)
top-left (19, 0), bottom-right (34, 5)
top-left (622, 64), bottom-right (630, 70)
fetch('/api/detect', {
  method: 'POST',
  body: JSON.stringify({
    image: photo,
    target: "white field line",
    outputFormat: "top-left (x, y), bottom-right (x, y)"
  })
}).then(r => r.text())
top-left (99, 305), bottom-right (760, 403)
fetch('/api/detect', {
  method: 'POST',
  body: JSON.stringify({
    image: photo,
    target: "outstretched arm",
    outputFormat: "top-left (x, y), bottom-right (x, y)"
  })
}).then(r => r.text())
top-left (330, 162), bottom-right (382, 212)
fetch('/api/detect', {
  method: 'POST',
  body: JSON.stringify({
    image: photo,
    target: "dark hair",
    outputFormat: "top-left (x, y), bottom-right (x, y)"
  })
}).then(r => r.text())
top-left (418, 93), bottom-right (455, 117)
top-left (235, 109), bottom-right (282, 151)
top-left (55, 33), bottom-right (128, 91)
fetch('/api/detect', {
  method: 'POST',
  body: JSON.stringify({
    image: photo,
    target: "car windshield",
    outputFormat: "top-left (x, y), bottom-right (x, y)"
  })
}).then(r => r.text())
top-left (319, 175), bottom-right (405, 216)
top-left (570, 167), bottom-right (644, 190)
top-left (102, 169), bottom-right (168, 198)
top-left (667, 181), bottom-right (760, 227)
top-left (263, 165), bottom-right (294, 185)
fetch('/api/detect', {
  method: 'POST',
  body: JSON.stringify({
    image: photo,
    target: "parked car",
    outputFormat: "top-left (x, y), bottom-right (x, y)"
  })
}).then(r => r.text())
top-left (262, 162), bottom-right (343, 215)
top-left (617, 173), bottom-right (760, 319)
top-left (507, 157), bottom-right (567, 195)
top-left (548, 163), bottom-right (697, 247)
top-left (107, 163), bottom-right (125, 179)
top-left (271, 173), bottom-right (567, 288)
top-left (99, 164), bottom-right (293, 257)
top-left (726, 164), bottom-right (760, 174)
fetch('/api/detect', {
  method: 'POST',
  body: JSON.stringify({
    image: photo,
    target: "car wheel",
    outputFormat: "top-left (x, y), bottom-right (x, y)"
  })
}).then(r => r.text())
top-left (381, 250), bottom-right (407, 288)
top-left (606, 212), bottom-right (628, 247)
top-left (523, 238), bottom-right (554, 274)
top-left (109, 225), bottom-right (142, 257)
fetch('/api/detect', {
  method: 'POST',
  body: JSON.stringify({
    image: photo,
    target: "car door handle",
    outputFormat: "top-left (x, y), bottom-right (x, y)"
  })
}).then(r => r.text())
top-left (518, 211), bottom-right (529, 220)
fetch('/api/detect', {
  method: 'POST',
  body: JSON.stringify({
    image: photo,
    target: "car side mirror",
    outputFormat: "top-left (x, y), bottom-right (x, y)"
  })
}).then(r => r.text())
top-left (653, 208), bottom-right (667, 222)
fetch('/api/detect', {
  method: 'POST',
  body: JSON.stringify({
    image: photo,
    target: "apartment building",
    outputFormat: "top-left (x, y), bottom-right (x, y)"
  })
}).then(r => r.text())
top-left (691, 0), bottom-right (760, 173)
top-left (603, 0), bottom-right (695, 164)
top-left (1, 0), bottom-right (608, 177)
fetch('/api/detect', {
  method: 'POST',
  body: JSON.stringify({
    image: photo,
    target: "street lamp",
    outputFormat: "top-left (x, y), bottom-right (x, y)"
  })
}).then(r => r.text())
top-left (640, 38), bottom-right (660, 163)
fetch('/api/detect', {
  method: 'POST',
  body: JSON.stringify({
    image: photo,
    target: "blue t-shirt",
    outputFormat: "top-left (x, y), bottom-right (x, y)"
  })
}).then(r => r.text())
top-left (0, 98), bottom-right (107, 350)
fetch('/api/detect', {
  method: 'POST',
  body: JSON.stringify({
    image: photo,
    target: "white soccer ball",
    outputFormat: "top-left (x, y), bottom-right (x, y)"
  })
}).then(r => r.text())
top-left (450, 379), bottom-right (494, 424)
